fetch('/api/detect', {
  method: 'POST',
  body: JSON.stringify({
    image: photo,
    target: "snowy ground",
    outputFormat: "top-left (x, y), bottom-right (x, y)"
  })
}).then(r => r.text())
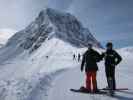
top-left (47, 48), bottom-right (133, 100)
top-left (0, 38), bottom-right (133, 100)
top-left (0, 38), bottom-right (82, 100)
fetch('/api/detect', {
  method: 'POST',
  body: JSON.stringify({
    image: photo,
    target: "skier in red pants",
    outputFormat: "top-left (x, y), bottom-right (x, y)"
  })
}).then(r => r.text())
top-left (81, 44), bottom-right (102, 93)
top-left (86, 71), bottom-right (97, 91)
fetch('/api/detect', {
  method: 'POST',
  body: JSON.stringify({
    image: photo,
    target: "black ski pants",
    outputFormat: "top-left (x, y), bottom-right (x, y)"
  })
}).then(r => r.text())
top-left (105, 65), bottom-right (116, 90)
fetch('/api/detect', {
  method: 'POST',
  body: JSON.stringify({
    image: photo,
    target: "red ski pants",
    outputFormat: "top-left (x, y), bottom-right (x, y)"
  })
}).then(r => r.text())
top-left (86, 71), bottom-right (97, 91)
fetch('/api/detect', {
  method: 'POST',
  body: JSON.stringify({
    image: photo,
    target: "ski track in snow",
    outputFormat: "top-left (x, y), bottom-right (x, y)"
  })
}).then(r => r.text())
top-left (0, 68), bottom-right (67, 100)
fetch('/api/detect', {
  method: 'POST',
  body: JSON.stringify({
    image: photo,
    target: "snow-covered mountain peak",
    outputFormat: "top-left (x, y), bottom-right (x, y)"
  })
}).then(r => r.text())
top-left (0, 8), bottom-right (101, 63)
top-left (6, 8), bottom-right (101, 51)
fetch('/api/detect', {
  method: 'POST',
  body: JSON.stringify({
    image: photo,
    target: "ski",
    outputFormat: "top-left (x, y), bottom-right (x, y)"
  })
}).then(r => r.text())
top-left (100, 88), bottom-right (128, 91)
top-left (70, 89), bottom-right (108, 95)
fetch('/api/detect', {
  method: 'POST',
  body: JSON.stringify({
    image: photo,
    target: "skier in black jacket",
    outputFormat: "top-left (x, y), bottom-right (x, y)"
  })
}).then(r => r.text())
top-left (102, 42), bottom-right (122, 90)
top-left (81, 44), bottom-right (102, 92)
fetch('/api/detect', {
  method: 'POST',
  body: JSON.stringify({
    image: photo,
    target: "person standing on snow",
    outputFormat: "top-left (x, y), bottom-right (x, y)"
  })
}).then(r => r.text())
top-left (78, 53), bottom-right (81, 62)
top-left (73, 54), bottom-right (76, 60)
top-left (81, 44), bottom-right (102, 92)
top-left (101, 42), bottom-right (122, 90)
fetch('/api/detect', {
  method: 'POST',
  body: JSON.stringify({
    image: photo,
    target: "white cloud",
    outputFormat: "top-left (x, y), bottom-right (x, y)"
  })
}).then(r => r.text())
top-left (0, 28), bottom-right (17, 44)
top-left (0, 0), bottom-right (48, 30)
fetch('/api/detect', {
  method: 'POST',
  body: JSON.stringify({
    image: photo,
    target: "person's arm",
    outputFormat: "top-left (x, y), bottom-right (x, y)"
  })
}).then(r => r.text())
top-left (94, 50), bottom-right (104, 62)
top-left (101, 52), bottom-right (105, 58)
top-left (114, 51), bottom-right (122, 65)
top-left (81, 52), bottom-right (86, 72)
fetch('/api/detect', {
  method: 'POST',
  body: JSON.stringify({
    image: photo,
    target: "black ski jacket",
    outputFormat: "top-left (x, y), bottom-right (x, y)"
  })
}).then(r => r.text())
top-left (102, 49), bottom-right (122, 67)
top-left (81, 49), bottom-right (102, 72)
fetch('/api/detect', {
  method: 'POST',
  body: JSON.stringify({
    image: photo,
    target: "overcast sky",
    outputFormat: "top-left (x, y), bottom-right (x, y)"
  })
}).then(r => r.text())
top-left (0, 0), bottom-right (47, 30)
top-left (68, 0), bottom-right (133, 42)
top-left (0, 0), bottom-right (132, 47)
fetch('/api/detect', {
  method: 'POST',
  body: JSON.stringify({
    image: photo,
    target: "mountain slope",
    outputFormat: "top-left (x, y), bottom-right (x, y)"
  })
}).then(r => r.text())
top-left (0, 8), bottom-right (101, 64)
top-left (6, 8), bottom-right (100, 52)
top-left (7, 8), bottom-right (101, 48)
top-left (0, 45), bottom-right (133, 100)
top-left (0, 38), bottom-right (80, 100)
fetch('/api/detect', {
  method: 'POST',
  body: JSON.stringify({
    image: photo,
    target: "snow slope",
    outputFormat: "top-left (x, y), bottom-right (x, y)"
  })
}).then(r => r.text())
top-left (48, 48), bottom-right (133, 100)
top-left (0, 38), bottom-right (80, 100)
top-left (0, 39), bottom-right (133, 100)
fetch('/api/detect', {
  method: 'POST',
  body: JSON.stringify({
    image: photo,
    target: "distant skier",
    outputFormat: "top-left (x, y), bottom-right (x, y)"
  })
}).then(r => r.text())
top-left (73, 54), bottom-right (76, 60)
top-left (81, 44), bottom-right (102, 93)
top-left (101, 42), bottom-right (122, 90)
top-left (78, 53), bottom-right (81, 62)
top-left (46, 56), bottom-right (49, 59)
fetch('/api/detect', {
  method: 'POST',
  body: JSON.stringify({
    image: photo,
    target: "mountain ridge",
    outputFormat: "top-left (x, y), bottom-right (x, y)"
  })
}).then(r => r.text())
top-left (0, 8), bottom-right (101, 63)
top-left (6, 8), bottom-right (101, 51)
